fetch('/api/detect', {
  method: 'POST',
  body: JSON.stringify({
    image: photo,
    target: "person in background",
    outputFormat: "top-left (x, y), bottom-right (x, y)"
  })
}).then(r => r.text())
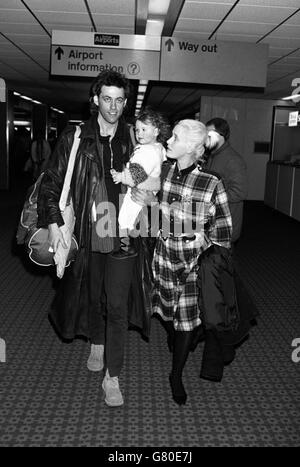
top-left (47, 130), bottom-right (58, 152)
top-left (37, 70), bottom-right (136, 407)
top-left (204, 118), bottom-right (257, 370)
top-left (27, 131), bottom-right (52, 180)
top-left (205, 117), bottom-right (248, 244)
top-left (111, 106), bottom-right (170, 255)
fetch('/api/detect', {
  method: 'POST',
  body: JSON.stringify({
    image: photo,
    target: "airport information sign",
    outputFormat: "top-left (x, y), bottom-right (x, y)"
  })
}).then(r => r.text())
top-left (51, 31), bottom-right (268, 89)
top-left (51, 31), bottom-right (160, 80)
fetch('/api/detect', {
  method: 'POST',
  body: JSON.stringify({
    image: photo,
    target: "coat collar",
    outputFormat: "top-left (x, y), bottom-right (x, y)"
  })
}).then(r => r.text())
top-left (79, 114), bottom-right (127, 142)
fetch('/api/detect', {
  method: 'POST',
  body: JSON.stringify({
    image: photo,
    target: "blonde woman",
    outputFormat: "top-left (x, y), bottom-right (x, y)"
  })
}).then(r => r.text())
top-left (151, 120), bottom-right (232, 405)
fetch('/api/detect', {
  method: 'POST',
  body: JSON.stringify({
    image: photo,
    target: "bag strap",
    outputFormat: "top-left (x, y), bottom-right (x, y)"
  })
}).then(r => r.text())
top-left (59, 125), bottom-right (81, 212)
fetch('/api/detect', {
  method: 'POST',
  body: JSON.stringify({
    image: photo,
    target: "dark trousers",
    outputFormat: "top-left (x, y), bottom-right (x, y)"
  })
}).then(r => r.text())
top-left (89, 252), bottom-right (136, 377)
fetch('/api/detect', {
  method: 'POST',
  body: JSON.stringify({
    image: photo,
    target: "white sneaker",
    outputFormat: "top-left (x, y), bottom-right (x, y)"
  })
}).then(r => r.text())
top-left (87, 344), bottom-right (104, 372)
top-left (102, 372), bottom-right (124, 407)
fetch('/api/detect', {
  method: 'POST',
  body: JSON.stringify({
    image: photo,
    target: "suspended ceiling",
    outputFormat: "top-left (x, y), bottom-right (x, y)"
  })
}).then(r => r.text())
top-left (0, 0), bottom-right (300, 120)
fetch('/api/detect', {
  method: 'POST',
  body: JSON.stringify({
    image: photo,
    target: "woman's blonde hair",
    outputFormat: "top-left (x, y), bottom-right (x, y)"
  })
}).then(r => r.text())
top-left (176, 119), bottom-right (208, 162)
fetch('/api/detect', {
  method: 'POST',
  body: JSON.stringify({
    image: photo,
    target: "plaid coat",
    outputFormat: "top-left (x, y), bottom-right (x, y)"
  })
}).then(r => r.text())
top-left (152, 162), bottom-right (232, 331)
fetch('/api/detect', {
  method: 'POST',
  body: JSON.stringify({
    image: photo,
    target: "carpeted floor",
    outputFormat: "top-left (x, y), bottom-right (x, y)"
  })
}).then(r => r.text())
top-left (0, 186), bottom-right (299, 447)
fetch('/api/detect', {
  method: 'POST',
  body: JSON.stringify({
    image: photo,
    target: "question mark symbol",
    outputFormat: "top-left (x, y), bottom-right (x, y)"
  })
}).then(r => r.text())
top-left (128, 62), bottom-right (140, 75)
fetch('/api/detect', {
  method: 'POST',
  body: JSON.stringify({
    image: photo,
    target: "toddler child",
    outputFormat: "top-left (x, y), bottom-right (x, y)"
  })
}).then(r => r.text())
top-left (111, 107), bottom-right (170, 255)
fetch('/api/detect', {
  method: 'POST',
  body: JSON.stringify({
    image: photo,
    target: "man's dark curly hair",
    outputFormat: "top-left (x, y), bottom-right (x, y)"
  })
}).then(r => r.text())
top-left (136, 106), bottom-right (171, 146)
top-left (89, 70), bottom-right (131, 113)
top-left (206, 117), bottom-right (230, 141)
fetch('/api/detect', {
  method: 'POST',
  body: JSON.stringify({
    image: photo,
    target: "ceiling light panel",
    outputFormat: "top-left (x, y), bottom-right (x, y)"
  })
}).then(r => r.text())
top-left (145, 19), bottom-right (164, 36)
top-left (148, 0), bottom-right (171, 15)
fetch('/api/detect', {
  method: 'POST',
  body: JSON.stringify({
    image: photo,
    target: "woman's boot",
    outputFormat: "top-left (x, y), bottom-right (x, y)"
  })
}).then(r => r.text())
top-left (169, 331), bottom-right (193, 405)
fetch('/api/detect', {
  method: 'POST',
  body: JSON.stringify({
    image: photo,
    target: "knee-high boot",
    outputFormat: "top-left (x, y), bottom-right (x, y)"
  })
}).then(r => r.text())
top-left (169, 331), bottom-right (193, 405)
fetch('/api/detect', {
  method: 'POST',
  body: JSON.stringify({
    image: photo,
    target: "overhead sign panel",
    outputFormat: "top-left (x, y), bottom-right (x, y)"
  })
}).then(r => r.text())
top-left (160, 38), bottom-right (269, 88)
top-left (51, 31), bottom-right (160, 80)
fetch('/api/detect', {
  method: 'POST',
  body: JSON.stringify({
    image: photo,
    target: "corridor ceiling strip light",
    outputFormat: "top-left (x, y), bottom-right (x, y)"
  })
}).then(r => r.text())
top-left (19, 95), bottom-right (32, 101)
top-left (13, 91), bottom-right (64, 112)
top-left (135, 79), bottom-right (149, 114)
top-left (14, 91), bottom-right (42, 105)
top-left (51, 106), bottom-right (65, 114)
top-left (14, 120), bottom-right (31, 126)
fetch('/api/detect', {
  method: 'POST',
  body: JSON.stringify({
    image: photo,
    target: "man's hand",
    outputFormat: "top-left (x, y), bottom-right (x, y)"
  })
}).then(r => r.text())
top-left (48, 223), bottom-right (68, 253)
top-left (110, 169), bottom-right (122, 184)
top-left (131, 188), bottom-right (158, 207)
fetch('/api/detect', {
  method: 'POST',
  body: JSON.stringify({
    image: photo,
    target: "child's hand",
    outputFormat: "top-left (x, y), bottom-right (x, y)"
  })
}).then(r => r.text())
top-left (110, 169), bottom-right (122, 184)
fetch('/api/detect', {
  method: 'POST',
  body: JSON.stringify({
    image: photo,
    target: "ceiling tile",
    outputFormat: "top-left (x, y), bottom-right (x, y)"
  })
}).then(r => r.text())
top-left (180, 1), bottom-right (234, 20)
top-left (87, 0), bottom-right (135, 15)
top-left (25, 0), bottom-right (87, 13)
top-left (229, 4), bottom-right (297, 23)
top-left (0, 0), bottom-right (23, 9)
top-left (92, 13), bottom-right (134, 30)
top-left (175, 19), bottom-right (220, 34)
top-left (239, 0), bottom-right (300, 7)
top-left (267, 24), bottom-right (300, 39)
top-left (36, 11), bottom-right (91, 27)
top-left (215, 21), bottom-right (276, 36)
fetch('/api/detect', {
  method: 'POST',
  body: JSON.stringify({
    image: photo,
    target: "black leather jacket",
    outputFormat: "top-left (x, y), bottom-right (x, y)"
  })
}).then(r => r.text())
top-left (37, 114), bottom-right (132, 248)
